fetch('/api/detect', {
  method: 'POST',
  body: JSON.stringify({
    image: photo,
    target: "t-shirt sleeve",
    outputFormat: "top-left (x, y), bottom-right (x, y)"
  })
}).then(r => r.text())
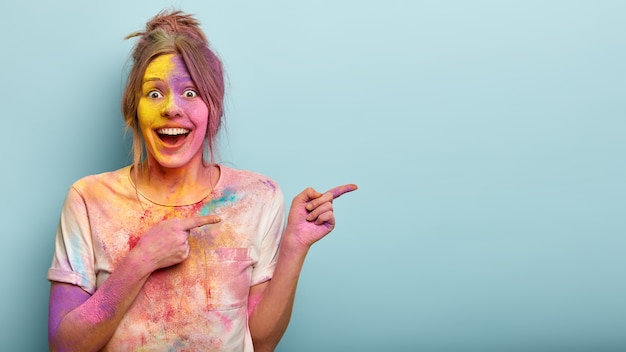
top-left (250, 186), bottom-right (285, 286)
top-left (47, 185), bottom-right (97, 294)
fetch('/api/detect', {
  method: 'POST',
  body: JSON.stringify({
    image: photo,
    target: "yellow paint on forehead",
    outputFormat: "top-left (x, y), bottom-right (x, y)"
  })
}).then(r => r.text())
top-left (143, 53), bottom-right (176, 81)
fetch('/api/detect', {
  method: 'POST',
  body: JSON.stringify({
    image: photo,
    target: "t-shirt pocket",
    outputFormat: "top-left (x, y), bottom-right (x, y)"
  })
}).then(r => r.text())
top-left (204, 247), bottom-right (253, 311)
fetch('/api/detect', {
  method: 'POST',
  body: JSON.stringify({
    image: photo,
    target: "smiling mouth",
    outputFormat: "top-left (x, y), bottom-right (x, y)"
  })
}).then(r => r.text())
top-left (156, 127), bottom-right (190, 145)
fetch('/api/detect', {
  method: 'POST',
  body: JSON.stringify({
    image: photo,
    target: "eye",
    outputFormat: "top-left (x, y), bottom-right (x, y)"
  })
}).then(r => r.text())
top-left (183, 89), bottom-right (198, 98)
top-left (148, 90), bottom-right (163, 99)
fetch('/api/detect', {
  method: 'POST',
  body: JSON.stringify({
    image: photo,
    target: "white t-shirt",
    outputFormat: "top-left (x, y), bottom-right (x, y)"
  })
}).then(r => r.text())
top-left (48, 165), bottom-right (285, 351)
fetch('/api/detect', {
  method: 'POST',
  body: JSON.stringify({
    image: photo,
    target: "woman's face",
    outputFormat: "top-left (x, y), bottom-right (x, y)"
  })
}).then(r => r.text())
top-left (137, 53), bottom-right (209, 169)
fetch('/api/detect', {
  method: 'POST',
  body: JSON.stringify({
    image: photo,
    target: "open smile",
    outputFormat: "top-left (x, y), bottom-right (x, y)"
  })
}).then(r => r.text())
top-left (156, 127), bottom-right (190, 146)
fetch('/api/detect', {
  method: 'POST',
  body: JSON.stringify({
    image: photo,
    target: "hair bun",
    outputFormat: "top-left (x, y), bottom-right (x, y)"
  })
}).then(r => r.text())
top-left (126, 9), bottom-right (208, 43)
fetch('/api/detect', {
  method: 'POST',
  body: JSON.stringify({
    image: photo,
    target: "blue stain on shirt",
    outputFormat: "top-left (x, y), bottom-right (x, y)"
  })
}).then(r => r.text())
top-left (200, 188), bottom-right (237, 216)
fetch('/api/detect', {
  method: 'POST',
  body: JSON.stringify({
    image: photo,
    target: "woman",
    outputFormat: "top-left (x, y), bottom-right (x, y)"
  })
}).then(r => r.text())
top-left (47, 10), bottom-right (356, 352)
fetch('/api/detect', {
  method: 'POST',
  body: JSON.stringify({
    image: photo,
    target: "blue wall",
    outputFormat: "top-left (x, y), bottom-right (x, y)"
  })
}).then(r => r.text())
top-left (1, 1), bottom-right (624, 350)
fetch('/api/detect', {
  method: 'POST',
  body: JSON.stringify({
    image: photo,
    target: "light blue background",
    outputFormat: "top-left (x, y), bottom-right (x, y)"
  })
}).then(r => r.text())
top-left (1, 1), bottom-right (624, 351)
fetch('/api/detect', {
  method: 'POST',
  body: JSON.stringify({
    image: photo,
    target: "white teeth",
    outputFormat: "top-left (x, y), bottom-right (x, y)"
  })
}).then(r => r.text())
top-left (157, 128), bottom-right (190, 135)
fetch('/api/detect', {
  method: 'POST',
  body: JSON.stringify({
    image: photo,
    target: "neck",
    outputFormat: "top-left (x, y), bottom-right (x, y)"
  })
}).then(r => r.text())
top-left (134, 159), bottom-right (220, 205)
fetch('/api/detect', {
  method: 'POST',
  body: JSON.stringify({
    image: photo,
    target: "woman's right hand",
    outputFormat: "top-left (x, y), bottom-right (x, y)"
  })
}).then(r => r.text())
top-left (133, 215), bottom-right (221, 271)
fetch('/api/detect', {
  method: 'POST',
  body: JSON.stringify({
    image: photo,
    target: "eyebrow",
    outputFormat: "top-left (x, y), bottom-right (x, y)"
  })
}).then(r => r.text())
top-left (142, 77), bottom-right (163, 83)
top-left (142, 76), bottom-right (194, 84)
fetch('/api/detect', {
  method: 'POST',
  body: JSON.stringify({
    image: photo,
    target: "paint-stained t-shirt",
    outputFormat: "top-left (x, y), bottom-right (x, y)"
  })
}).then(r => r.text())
top-left (47, 165), bottom-right (285, 351)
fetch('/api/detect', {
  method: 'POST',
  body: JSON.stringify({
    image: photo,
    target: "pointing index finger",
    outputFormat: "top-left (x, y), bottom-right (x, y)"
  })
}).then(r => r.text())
top-left (182, 215), bottom-right (222, 230)
top-left (328, 184), bottom-right (358, 199)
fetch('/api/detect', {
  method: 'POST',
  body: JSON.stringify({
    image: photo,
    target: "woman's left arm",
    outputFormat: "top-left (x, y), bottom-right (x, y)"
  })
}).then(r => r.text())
top-left (248, 184), bottom-right (357, 352)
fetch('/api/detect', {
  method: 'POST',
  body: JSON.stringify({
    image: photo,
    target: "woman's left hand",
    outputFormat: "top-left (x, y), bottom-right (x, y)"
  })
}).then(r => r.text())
top-left (284, 184), bottom-right (357, 249)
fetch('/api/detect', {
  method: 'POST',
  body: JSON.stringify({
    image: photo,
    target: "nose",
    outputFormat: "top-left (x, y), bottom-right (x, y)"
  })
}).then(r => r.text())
top-left (161, 95), bottom-right (183, 118)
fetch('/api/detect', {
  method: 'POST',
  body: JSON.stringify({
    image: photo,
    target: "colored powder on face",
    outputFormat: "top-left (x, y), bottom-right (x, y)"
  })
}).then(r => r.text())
top-left (200, 188), bottom-right (237, 216)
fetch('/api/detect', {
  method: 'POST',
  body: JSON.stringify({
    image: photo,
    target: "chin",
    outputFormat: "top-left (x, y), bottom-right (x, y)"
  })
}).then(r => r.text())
top-left (147, 154), bottom-right (192, 169)
top-left (147, 145), bottom-right (204, 170)
top-left (156, 160), bottom-right (194, 169)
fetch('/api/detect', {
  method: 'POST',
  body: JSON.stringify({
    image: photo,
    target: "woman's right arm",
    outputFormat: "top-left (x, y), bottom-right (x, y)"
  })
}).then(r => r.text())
top-left (48, 247), bottom-right (153, 352)
top-left (48, 215), bottom-right (220, 352)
